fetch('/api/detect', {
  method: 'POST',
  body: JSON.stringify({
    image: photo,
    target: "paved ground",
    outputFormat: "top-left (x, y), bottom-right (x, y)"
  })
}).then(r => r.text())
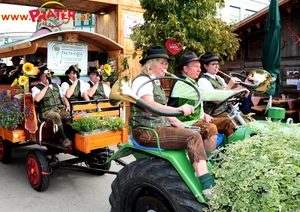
top-left (0, 144), bottom-right (133, 212)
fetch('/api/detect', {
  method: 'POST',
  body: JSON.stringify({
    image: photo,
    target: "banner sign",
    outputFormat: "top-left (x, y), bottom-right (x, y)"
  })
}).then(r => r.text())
top-left (47, 41), bottom-right (88, 75)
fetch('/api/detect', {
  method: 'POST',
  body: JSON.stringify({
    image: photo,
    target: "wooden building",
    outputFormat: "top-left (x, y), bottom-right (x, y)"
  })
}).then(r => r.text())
top-left (222, 0), bottom-right (300, 98)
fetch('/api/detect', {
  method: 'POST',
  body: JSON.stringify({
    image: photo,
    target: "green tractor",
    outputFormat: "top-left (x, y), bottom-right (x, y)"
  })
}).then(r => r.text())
top-left (107, 75), bottom-right (293, 212)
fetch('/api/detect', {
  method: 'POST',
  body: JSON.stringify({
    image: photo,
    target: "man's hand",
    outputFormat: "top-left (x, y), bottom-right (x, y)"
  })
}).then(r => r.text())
top-left (203, 113), bottom-right (213, 123)
top-left (178, 104), bottom-right (194, 116)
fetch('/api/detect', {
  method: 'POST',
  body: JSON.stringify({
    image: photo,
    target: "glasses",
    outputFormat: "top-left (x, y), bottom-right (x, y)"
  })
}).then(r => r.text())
top-left (209, 63), bottom-right (219, 66)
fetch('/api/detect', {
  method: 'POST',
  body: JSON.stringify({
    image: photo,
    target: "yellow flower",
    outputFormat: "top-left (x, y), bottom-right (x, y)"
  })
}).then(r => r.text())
top-left (18, 76), bottom-right (28, 86)
top-left (22, 62), bottom-right (35, 75)
top-left (103, 64), bottom-right (111, 76)
top-left (11, 78), bottom-right (18, 87)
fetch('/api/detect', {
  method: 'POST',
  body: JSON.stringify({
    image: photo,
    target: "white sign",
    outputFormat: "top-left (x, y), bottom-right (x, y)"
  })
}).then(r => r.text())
top-left (47, 41), bottom-right (88, 75)
top-left (124, 15), bottom-right (144, 38)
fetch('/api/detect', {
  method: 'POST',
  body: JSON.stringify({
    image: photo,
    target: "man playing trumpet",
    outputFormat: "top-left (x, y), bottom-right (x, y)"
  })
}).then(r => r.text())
top-left (168, 52), bottom-right (248, 151)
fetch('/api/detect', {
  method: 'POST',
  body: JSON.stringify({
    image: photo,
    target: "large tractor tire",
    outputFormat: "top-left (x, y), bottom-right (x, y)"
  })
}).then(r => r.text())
top-left (26, 149), bottom-right (51, 192)
top-left (109, 158), bottom-right (207, 212)
top-left (0, 138), bottom-right (12, 164)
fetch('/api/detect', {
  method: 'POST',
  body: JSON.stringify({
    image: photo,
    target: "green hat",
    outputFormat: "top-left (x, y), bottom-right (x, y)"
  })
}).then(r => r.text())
top-left (139, 46), bottom-right (174, 65)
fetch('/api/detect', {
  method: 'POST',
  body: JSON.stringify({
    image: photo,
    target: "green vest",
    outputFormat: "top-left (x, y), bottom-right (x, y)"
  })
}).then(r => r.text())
top-left (200, 74), bottom-right (224, 111)
top-left (129, 74), bottom-right (170, 128)
top-left (88, 81), bottom-right (106, 100)
top-left (170, 75), bottom-right (201, 125)
top-left (66, 80), bottom-right (82, 101)
top-left (35, 83), bottom-right (64, 113)
top-left (201, 74), bottom-right (225, 89)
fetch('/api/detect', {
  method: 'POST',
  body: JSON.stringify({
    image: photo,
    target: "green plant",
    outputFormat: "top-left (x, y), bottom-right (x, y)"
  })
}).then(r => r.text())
top-left (71, 116), bottom-right (99, 133)
top-left (0, 91), bottom-right (24, 130)
top-left (103, 56), bottom-right (129, 86)
top-left (207, 121), bottom-right (300, 211)
top-left (71, 116), bottom-right (125, 133)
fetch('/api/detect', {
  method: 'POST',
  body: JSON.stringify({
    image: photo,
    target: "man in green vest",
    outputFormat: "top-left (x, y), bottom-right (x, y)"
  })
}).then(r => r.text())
top-left (32, 66), bottom-right (72, 148)
top-left (61, 65), bottom-right (90, 102)
top-left (86, 66), bottom-right (111, 100)
top-left (168, 52), bottom-right (244, 151)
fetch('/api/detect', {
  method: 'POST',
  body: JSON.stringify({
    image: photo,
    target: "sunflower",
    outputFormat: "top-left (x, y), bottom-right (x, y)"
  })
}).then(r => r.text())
top-left (18, 76), bottom-right (28, 86)
top-left (11, 78), bottom-right (18, 87)
top-left (103, 64), bottom-right (111, 76)
top-left (22, 62), bottom-right (35, 75)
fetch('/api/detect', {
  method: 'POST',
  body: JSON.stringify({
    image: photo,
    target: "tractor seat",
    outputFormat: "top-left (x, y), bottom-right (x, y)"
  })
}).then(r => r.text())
top-left (129, 135), bottom-right (165, 151)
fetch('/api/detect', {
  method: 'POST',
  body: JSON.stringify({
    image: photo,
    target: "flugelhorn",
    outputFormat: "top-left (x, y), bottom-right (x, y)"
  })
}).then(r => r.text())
top-left (217, 69), bottom-right (273, 94)
top-left (109, 74), bottom-right (201, 117)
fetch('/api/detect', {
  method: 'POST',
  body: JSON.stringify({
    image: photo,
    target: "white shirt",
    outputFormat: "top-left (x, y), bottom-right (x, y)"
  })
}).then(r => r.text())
top-left (61, 79), bottom-right (87, 97)
top-left (85, 81), bottom-right (111, 98)
top-left (198, 73), bottom-right (227, 90)
top-left (31, 83), bottom-right (64, 99)
top-left (132, 75), bottom-right (159, 98)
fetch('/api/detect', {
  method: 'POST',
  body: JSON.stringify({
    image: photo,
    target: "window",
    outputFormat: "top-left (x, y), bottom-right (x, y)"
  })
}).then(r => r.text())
top-left (244, 9), bottom-right (256, 18)
top-left (230, 6), bottom-right (240, 23)
top-left (73, 12), bottom-right (95, 32)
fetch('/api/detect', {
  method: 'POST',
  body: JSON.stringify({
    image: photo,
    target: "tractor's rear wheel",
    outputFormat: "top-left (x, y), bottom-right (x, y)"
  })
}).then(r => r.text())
top-left (26, 149), bottom-right (51, 192)
top-left (109, 158), bottom-right (207, 212)
top-left (0, 138), bottom-right (12, 164)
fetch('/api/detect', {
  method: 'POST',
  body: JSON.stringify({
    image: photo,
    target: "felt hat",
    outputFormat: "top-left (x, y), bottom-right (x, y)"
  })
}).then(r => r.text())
top-left (139, 46), bottom-right (174, 65)
top-left (37, 66), bottom-right (54, 78)
top-left (176, 52), bottom-right (201, 70)
top-left (10, 56), bottom-right (22, 61)
top-left (88, 66), bottom-right (100, 76)
top-left (65, 65), bottom-right (81, 75)
top-left (199, 52), bottom-right (221, 64)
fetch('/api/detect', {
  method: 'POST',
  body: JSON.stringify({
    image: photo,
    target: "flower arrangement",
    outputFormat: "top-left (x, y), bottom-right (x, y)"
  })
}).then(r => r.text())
top-left (0, 91), bottom-right (24, 130)
top-left (11, 62), bottom-right (35, 96)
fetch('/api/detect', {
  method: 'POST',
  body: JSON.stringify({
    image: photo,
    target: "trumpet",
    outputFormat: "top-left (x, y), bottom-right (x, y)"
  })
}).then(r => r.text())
top-left (8, 67), bottom-right (19, 78)
top-left (217, 69), bottom-right (273, 94)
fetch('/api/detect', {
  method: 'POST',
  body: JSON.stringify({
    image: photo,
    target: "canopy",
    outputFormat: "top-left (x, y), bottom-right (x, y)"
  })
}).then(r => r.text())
top-left (262, 0), bottom-right (281, 95)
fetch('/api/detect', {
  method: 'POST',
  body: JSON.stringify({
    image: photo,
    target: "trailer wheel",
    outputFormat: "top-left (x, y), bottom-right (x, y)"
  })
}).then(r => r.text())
top-left (26, 149), bottom-right (51, 192)
top-left (0, 138), bottom-right (12, 164)
top-left (109, 158), bottom-right (208, 212)
top-left (86, 148), bottom-right (113, 175)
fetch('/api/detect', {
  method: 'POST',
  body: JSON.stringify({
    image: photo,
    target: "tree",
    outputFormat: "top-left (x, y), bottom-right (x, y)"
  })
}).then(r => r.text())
top-left (130, 0), bottom-right (240, 73)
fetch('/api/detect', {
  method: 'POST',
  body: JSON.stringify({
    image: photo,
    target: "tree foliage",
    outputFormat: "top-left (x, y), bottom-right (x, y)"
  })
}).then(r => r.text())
top-left (130, 0), bottom-right (240, 72)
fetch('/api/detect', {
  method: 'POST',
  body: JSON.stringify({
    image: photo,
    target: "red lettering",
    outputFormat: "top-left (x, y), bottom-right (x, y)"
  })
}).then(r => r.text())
top-left (29, 9), bottom-right (40, 22)
top-left (68, 10), bottom-right (76, 20)
top-left (19, 14), bottom-right (29, 21)
top-left (61, 11), bottom-right (68, 20)
top-left (37, 10), bottom-right (48, 22)
top-left (46, 10), bottom-right (57, 19)
top-left (1, 14), bottom-right (10, 21)
top-left (53, 9), bottom-right (62, 19)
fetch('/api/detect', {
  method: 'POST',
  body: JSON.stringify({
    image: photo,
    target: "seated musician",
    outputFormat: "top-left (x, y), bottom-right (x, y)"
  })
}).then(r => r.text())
top-left (85, 66), bottom-right (111, 100)
top-left (31, 66), bottom-right (72, 148)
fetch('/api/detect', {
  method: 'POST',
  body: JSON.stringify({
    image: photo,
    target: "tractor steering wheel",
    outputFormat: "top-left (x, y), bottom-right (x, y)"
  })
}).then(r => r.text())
top-left (210, 89), bottom-right (248, 117)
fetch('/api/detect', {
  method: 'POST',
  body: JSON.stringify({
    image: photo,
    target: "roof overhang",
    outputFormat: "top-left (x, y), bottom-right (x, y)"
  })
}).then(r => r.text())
top-left (0, 30), bottom-right (124, 58)
top-left (235, 0), bottom-right (298, 34)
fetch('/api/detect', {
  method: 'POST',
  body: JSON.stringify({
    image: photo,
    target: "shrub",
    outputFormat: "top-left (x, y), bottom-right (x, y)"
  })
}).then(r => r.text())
top-left (208, 121), bottom-right (300, 212)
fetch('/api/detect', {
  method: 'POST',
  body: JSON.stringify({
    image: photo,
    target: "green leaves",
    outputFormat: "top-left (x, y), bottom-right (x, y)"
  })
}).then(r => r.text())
top-left (131, 0), bottom-right (240, 73)
top-left (208, 121), bottom-right (300, 211)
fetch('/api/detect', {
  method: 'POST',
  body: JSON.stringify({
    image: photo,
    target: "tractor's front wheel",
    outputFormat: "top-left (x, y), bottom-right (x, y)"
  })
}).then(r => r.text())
top-left (26, 149), bottom-right (51, 192)
top-left (0, 138), bottom-right (12, 164)
top-left (109, 158), bottom-right (207, 212)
